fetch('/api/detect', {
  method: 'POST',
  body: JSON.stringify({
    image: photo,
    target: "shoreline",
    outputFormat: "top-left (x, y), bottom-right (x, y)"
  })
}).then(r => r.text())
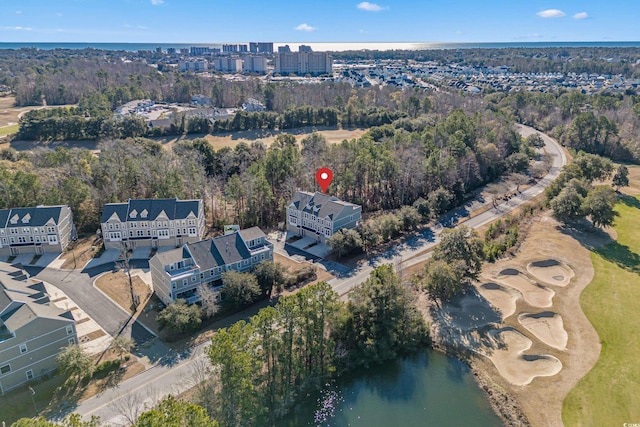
top-left (431, 332), bottom-right (530, 427)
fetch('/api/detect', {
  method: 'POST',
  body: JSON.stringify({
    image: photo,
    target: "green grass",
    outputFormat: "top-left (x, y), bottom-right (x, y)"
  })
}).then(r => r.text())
top-left (0, 124), bottom-right (18, 136)
top-left (562, 197), bottom-right (640, 426)
top-left (0, 374), bottom-right (66, 425)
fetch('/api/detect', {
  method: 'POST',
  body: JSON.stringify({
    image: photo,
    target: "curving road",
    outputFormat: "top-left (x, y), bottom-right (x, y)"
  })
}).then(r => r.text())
top-left (66, 124), bottom-right (566, 425)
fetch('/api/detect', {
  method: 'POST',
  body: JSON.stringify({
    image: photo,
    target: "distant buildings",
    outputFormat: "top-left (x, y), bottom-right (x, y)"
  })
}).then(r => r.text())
top-left (179, 59), bottom-right (209, 72)
top-left (276, 52), bottom-right (332, 76)
top-left (299, 45), bottom-right (313, 52)
top-left (0, 268), bottom-right (77, 394)
top-left (150, 227), bottom-right (273, 305)
top-left (242, 55), bottom-right (268, 73)
top-left (278, 45), bottom-right (292, 53)
top-left (213, 57), bottom-right (243, 73)
top-left (100, 198), bottom-right (205, 251)
top-left (222, 44), bottom-right (239, 53)
top-left (0, 205), bottom-right (75, 256)
top-left (190, 46), bottom-right (210, 56)
top-left (286, 191), bottom-right (361, 243)
top-left (249, 42), bottom-right (274, 54)
top-left (242, 98), bottom-right (266, 112)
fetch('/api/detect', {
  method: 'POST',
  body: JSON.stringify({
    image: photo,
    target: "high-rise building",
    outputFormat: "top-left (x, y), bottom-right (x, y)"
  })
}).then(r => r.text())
top-left (180, 48), bottom-right (190, 56)
top-left (278, 45), bottom-right (292, 53)
top-left (250, 42), bottom-right (274, 53)
top-left (167, 47), bottom-right (177, 55)
top-left (214, 57), bottom-right (243, 73)
top-left (275, 51), bottom-right (332, 76)
top-left (299, 44), bottom-right (313, 52)
top-left (190, 46), bottom-right (210, 56)
top-left (179, 59), bottom-right (209, 72)
top-left (242, 55), bottom-right (268, 73)
top-left (222, 44), bottom-right (239, 53)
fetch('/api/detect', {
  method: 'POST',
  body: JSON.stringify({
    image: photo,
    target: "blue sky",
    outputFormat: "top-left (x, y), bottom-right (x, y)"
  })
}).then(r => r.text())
top-left (1, 0), bottom-right (638, 43)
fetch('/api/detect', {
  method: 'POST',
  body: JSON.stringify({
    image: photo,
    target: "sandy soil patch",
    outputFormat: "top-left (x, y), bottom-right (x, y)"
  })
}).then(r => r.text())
top-left (527, 259), bottom-right (575, 287)
top-left (482, 328), bottom-right (563, 387)
top-left (477, 282), bottom-right (521, 319)
top-left (518, 312), bottom-right (568, 351)
top-left (95, 271), bottom-right (152, 314)
top-left (439, 289), bottom-right (502, 331)
top-left (495, 269), bottom-right (555, 308)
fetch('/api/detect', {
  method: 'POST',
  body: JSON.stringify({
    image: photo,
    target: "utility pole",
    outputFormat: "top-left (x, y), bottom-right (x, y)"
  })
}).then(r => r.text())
top-left (28, 386), bottom-right (37, 415)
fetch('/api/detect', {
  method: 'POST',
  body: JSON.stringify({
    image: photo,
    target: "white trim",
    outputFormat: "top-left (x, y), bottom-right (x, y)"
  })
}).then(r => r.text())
top-left (0, 323), bottom-right (72, 356)
top-left (0, 334), bottom-right (76, 366)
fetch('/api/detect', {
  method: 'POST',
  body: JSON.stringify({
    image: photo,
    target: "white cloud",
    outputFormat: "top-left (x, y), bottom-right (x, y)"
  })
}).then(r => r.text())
top-left (357, 2), bottom-right (384, 12)
top-left (4, 26), bottom-right (32, 31)
top-left (295, 23), bottom-right (317, 32)
top-left (573, 12), bottom-right (588, 20)
top-left (536, 9), bottom-right (566, 18)
top-left (150, 0), bottom-right (164, 5)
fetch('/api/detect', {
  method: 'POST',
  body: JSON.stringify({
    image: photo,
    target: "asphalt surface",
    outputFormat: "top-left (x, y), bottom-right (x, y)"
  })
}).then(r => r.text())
top-left (54, 123), bottom-right (566, 425)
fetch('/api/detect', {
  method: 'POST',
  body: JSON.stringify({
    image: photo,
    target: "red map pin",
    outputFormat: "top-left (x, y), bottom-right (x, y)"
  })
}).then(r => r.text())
top-left (315, 167), bottom-right (333, 193)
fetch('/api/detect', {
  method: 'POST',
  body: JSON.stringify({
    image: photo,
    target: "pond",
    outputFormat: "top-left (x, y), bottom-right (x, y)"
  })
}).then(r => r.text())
top-left (283, 349), bottom-right (503, 427)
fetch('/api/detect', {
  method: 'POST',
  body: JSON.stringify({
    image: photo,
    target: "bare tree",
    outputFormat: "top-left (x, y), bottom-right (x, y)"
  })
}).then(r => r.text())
top-left (197, 284), bottom-right (221, 319)
top-left (187, 355), bottom-right (215, 411)
top-left (112, 391), bottom-right (146, 426)
top-left (509, 172), bottom-right (530, 193)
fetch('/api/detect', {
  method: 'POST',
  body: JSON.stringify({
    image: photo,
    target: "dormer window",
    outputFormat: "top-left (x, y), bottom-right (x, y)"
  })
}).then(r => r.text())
top-left (10, 215), bottom-right (18, 224)
top-left (129, 209), bottom-right (137, 219)
top-left (140, 209), bottom-right (148, 218)
top-left (21, 214), bottom-right (31, 224)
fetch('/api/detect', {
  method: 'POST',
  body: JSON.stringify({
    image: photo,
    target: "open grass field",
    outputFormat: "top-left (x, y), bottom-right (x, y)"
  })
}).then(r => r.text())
top-left (0, 123), bottom-right (18, 136)
top-left (156, 126), bottom-right (367, 151)
top-left (562, 196), bottom-right (640, 426)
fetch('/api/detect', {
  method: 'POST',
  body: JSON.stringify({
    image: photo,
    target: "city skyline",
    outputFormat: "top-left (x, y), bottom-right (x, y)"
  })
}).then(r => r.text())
top-left (1, 0), bottom-right (639, 44)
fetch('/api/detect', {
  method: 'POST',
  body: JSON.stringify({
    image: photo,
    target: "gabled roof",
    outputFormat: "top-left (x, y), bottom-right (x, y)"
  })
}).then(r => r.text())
top-left (3, 205), bottom-right (68, 228)
top-left (239, 226), bottom-right (266, 242)
top-left (101, 199), bottom-right (202, 223)
top-left (289, 191), bottom-right (360, 220)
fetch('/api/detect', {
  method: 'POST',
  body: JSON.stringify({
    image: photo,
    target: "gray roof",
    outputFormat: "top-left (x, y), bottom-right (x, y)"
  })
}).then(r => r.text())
top-left (290, 191), bottom-right (360, 220)
top-left (152, 247), bottom-right (184, 266)
top-left (101, 198), bottom-right (202, 223)
top-left (0, 209), bottom-right (10, 228)
top-left (0, 269), bottom-right (73, 334)
top-left (239, 226), bottom-right (266, 242)
top-left (3, 205), bottom-right (68, 228)
top-left (187, 232), bottom-right (251, 271)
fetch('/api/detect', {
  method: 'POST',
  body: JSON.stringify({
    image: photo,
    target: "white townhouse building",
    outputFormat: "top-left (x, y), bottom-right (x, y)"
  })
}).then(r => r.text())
top-left (0, 205), bottom-right (75, 257)
top-left (100, 198), bottom-right (205, 250)
top-left (149, 227), bottom-right (273, 305)
top-left (0, 268), bottom-right (77, 394)
top-left (286, 191), bottom-right (361, 243)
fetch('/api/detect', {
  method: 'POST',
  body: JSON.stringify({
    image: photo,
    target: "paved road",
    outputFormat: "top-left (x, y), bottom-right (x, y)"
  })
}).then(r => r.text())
top-left (329, 123), bottom-right (567, 297)
top-left (25, 262), bottom-right (155, 344)
top-left (66, 124), bottom-right (565, 425)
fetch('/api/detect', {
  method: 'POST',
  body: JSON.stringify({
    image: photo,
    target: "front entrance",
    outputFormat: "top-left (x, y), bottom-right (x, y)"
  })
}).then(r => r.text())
top-left (35, 246), bottom-right (44, 255)
top-left (10, 247), bottom-right (19, 255)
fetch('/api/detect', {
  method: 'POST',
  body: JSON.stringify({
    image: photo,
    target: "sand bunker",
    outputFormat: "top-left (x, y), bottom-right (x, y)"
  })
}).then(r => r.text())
top-left (526, 259), bottom-right (575, 287)
top-left (518, 312), bottom-right (568, 351)
top-left (441, 290), bottom-right (502, 331)
top-left (496, 269), bottom-right (555, 308)
top-left (482, 328), bottom-right (563, 386)
top-left (478, 282), bottom-right (520, 319)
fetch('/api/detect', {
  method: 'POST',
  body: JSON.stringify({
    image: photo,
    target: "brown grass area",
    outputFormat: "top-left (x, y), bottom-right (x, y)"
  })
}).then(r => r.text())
top-left (95, 272), bottom-right (152, 314)
top-left (274, 252), bottom-right (334, 285)
top-left (59, 235), bottom-right (101, 270)
top-left (156, 126), bottom-right (367, 151)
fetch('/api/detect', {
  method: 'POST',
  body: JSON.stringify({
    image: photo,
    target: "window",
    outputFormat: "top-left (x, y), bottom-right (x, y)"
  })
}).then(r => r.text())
top-left (68, 338), bottom-right (75, 345)
top-left (9, 237), bottom-right (14, 243)
top-left (10, 228), bottom-right (18, 234)
top-left (35, 236), bottom-right (40, 243)
top-left (48, 235), bottom-right (58, 244)
top-left (66, 325), bottom-right (74, 335)
top-left (200, 273), bottom-right (205, 279)
top-left (188, 227), bottom-right (196, 235)
top-left (26, 370), bottom-right (33, 381)
top-left (108, 223), bottom-right (113, 230)
top-left (183, 279), bottom-right (188, 286)
top-left (47, 226), bottom-right (56, 233)
top-left (18, 236), bottom-right (26, 243)
top-left (191, 275), bottom-right (196, 282)
top-left (171, 282), bottom-right (177, 289)
top-left (237, 262), bottom-right (241, 269)
top-left (23, 227), bottom-right (30, 233)
top-left (19, 343), bottom-right (28, 354)
top-left (0, 364), bottom-right (10, 375)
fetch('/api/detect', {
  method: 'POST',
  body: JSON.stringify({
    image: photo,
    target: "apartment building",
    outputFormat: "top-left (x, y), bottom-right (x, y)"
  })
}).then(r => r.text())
top-left (242, 55), bottom-right (268, 73)
top-left (286, 191), bottom-right (361, 243)
top-left (275, 52), bottom-right (332, 76)
top-left (179, 59), bottom-right (209, 72)
top-left (249, 42), bottom-right (273, 53)
top-left (0, 205), bottom-right (75, 257)
top-left (100, 198), bottom-right (205, 250)
top-left (0, 269), bottom-right (77, 394)
top-left (213, 57), bottom-right (243, 73)
top-left (150, 227), bottom-right (273, 305)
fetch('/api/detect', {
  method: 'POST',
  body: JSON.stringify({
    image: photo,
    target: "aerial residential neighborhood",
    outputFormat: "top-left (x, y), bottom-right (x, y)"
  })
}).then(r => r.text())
top-left (2, 1), bottom-right (640, 425)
